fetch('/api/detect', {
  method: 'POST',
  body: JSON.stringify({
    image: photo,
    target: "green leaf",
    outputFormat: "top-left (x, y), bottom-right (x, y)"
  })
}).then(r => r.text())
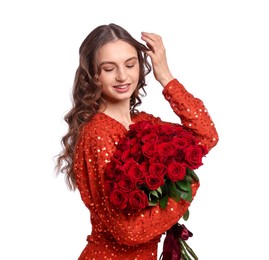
top-left (161, 182), bottom-right (169, 194)
top-left (150, 190), bottom-right (159, 197)
top-left (170, 187), bottom-right (182, 202)
top-left (184, 175), bottom-right (193, 183)
top-left (187, 168), bottom-right (199, 182)
top-left (176, 180), bottom-right (191, 192)
top-left (183, 209), bottom-right (190, 221)
top-left (148, 190), bottom-right (159, 203)
top-left (167, 180), bottom-right (176, 192)
top-left (160, 194), bottom-right (169, 209)
top-left (149, 201), bottom-right (158, 206)
top-left (157, 186), bottom-right (162, 196)
top-left (180, 190), bottom-right (192, 202)
top-left (149, 195), bottom-right (159, 204)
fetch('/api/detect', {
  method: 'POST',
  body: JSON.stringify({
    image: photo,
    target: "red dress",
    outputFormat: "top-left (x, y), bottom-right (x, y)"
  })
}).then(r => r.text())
top-left (74, 79), bottom-right (219, 259)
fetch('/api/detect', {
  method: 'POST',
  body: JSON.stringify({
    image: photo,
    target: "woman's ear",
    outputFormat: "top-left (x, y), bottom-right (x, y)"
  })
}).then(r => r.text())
top-left (93, 74), bottom-right (99, 84)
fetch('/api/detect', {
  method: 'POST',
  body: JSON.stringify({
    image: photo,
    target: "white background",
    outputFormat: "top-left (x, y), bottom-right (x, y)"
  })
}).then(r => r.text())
top-left (1, 0), bottom-right (268, 259)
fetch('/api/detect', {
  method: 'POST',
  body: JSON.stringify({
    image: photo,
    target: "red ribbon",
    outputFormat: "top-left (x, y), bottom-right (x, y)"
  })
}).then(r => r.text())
top-left (161, 223), bottom-right (193, 260)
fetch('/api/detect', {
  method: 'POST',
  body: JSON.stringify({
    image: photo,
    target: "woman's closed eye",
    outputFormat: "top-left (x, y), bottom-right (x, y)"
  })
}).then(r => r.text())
top-left (103, 67), bottom-right (115, 72)
top-left (126, 64), bottom-right (135, 69)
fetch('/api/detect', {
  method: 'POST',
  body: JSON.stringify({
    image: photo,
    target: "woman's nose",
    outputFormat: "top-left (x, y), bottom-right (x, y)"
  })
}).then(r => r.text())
top-left (116, 67), bottom-right (127, 81)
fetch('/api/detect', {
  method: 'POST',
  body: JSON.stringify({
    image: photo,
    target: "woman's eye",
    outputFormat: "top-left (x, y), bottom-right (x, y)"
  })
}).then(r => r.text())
top-left (103, 68), bottom-right (114, 72)
top-left (126, 64), bottom-right (135, 68)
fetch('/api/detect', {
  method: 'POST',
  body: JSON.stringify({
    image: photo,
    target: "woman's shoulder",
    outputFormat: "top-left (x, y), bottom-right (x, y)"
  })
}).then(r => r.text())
top-left (81, 113), bottom-right (126, 137)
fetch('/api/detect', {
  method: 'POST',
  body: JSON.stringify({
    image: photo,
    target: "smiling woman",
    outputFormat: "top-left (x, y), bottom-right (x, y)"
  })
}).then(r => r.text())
top-left (96, 40), bottom-right (140, 114)
top-left (55, 23), bottom-right (218, 259)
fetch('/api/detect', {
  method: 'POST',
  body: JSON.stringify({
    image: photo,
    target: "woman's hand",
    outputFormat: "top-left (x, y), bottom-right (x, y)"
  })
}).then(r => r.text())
top-left (141, 32), bottom-right (174, 87)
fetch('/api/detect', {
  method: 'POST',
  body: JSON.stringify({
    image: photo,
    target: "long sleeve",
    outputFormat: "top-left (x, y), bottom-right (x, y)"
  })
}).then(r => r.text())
top-left (162, 79), bottom-right (219, 151)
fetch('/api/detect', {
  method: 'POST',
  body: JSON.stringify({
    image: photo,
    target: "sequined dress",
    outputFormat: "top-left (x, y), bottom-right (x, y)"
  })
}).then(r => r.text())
top-left (74, 79), bottom-right (219, 259)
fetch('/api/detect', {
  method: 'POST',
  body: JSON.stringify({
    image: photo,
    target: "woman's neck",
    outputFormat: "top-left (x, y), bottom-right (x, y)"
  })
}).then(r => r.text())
top-left (100, 102), bottom-right (134, 129)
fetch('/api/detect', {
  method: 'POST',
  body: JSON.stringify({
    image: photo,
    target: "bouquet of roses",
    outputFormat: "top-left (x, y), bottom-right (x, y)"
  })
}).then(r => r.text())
top-left (104, 120), bottom-right (208, 259)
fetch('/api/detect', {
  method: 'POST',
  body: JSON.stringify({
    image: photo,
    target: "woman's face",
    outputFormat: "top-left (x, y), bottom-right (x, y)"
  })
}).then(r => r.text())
top-left (95, 40), bottom-right (140, 104)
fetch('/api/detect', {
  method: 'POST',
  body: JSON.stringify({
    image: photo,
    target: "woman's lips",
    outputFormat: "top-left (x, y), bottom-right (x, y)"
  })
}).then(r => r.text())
top-left (113, 84), bottom-right (131, 92)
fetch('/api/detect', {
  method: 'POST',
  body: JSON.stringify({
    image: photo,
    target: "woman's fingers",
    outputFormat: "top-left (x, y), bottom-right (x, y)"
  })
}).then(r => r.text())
top-left (141, 32), bottom-right (164, 53)
top-left (141, 32), bottom-right (174, 87)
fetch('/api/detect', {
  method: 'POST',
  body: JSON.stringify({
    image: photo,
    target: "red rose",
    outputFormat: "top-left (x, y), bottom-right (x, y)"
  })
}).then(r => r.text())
top-left (130, 143), bottom-right (143, 162)
top-left (179, 129), bottom-right (196, 145)
top-left (173, 137), bottom-right (188, 149)
top-left (112, 166), bottom-right (125, 181)
top-left (117, 174), bottom-right (135, 192)
top-left (159, 135), bottom-right (172, 143)
top-left (110, 189), bottom-right (128, 210)
top-left (113, 149), bottom-right (123, 161)
top-left (129, 121), bottom-right (152, 138)
top-left (149, 163), bottom-right (166, 177)
top-left (141, 132), bottom-right (159, 144)
top-left (145, 174), bottom-right (164, 190)
top-left (167, 162), bottom-right (186, 182)
top-left (184, 146), bottom-right (205, 169)
top-left (117, 137), bottom-right (131, 151)
top-left (129, 136), bottom-right (140, 146)
top-left (127, 164), bottom-right (146, 185)
top-left (121, 148), bottom-right (131, 162)
top-left (159, 124), bottom-right (177, 136)
top-left (142, 143), bottom-right (156, 158)
top-left (157, 142), bottom-right (176, 157)
top-left (122, 158), bottom-right (137, 172)
top-left (104, 180), bottom-right (115, 193)
top-left (149, 154), bottom-right (163, 164)
top-left (162, 155), bottom-right (174, 165)
top-left (128, 189), bottom-right (148, 210)
top-left (105, 159), bottom-right (121, 179)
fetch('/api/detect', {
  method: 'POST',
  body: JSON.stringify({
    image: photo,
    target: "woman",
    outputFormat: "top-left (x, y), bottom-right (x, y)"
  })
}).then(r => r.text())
top-left (56, 23), bottom-right (218, 259)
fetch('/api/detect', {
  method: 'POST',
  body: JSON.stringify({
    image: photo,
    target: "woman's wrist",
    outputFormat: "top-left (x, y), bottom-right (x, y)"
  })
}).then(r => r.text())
top-left (159, 73), bottom-right (174, 87)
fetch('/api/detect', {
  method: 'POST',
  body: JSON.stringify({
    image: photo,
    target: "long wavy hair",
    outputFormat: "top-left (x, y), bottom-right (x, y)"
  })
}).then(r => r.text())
top-left (55, 23), bottom-right (152, 190)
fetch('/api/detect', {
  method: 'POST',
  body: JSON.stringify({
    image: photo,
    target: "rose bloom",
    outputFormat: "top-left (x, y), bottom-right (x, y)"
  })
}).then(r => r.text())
top-left (128, 189), bottom-right (148, 210)
top-left (105, 159), bottom-right (120, 179)
top-left (180, 129), bottom-right (197, 145)
top-left (110, 189), bottom-right (128, 210)
top-left (122, 158), bottom-right (137, 172)
top-left (149, 154), bottom-right (163, 164)
top-left (184, 146), bottom-right (205, 169)
top-left (113, 149), bottom-right (123, 161)
top-left (167, 162), bottom-right (186, 182)
top-left (112, 166), bottom-right (125, 182)
top-left (117, 137), bottom-right (131, 151)
top-left (104, 180), bottom-right (115, 193)
top-left (121, 148), bottom-right (131, 162)
top-left (127, 164), bottom-right (146, 185)
top-left (149, 163), bottom-right (166, 177)
top-left (141, 132), bottom-right (159, 144)
top-left (129, 121), bottom-right (152, 138)
top-left (157, 142), bottom-right (176, 157)
top-left (142, 143), bottom-right (156, 158)
top-left (173, 137), bottom-right (188, 149)
top-left (131, 143), bottom-right (143, 162)
top-left (145, 174), bottom-right (164, 190)
top-left (117, 174), bottom-right (135, 192)
top-left (159, 124), bottom-right (177, 136)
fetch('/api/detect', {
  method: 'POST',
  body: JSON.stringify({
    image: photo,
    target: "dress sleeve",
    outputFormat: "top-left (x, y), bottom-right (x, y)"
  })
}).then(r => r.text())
top-left (162, 79), bottom-right (219, 151)
top-left (74, 126), bottom-right (199, 247)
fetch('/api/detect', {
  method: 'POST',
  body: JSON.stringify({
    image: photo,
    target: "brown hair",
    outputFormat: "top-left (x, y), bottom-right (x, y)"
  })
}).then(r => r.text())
top-left (55, 23), bottom-right (152, 190)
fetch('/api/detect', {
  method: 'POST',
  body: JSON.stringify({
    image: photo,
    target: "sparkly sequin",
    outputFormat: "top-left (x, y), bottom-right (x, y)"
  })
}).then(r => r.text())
top-left (74, 79), bottom-right (218, 259)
